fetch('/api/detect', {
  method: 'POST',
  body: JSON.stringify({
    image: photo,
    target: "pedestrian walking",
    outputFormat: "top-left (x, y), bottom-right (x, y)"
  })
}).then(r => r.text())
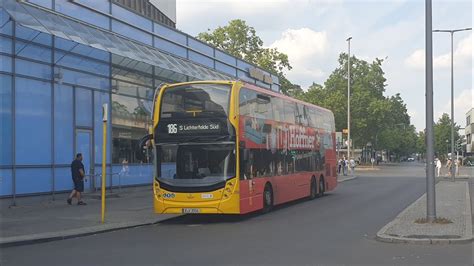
top-left (349, 158), bottom-right (356, 176)
top-left (371, 157), bottom-right (375, 168)
top-left (435, 158), bottom-right (442, 177)
top-left (445, 158), bottom-right (452, 177)
top-left (338, 158), bottom-right (342, 174)
top-left (67, 153), bottom-right (87, 205)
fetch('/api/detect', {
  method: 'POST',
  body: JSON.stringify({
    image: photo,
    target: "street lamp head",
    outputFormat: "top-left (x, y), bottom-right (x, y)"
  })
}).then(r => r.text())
top-left (346, 36), bottom-right (352, 42)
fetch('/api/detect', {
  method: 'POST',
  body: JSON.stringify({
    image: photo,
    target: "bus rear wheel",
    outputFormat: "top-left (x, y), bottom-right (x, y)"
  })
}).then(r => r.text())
top-left (318, 177), bottom-right (325, 197)
top-left (262, 184), bottom-right (273, 213)
top-left (309, 177), bottom-right (317, 200)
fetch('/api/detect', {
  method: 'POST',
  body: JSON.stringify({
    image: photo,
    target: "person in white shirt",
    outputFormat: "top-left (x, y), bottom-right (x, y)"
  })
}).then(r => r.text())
top-left (349, 158), bottom-right (356, 176)
top-left (435, 158), bottom-right (442, 177)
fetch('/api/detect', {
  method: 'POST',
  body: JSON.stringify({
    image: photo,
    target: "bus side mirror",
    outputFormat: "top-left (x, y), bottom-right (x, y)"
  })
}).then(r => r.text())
top-left (136, 134), bottom-right (153, 161)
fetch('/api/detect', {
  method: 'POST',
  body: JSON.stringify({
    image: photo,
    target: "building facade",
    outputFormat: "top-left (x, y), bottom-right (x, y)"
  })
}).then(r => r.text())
top-left (466, 108), bottom-right (473, 156)
top-left (0, 0), bottom-right (280, 197)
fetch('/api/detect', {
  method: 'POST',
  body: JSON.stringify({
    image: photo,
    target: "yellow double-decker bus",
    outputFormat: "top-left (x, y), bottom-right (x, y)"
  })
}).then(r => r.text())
top-left (143, 80), bottom-right (337, 214)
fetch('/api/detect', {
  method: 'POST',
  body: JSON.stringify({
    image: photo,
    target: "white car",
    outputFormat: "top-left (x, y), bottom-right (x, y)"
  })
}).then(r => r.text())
top-left (407, 157), bottom-right (415, 162)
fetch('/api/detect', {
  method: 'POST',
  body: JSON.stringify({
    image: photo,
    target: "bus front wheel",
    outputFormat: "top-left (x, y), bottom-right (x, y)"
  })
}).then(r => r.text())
top-left (262, 184), bottom-right (273, 213)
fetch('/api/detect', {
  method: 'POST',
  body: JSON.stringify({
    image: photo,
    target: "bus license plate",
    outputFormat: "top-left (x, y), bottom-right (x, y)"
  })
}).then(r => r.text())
top-left (182, 208), bottom-right (200, 214)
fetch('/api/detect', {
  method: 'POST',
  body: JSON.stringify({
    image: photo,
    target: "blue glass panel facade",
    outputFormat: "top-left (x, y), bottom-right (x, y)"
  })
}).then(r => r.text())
top-left (153, 23), bottom-right (186, 45)
top-left (54, 84), bottom-right (73, 164)
top-left (55, 0), bottom-right (110, 29)
top-left (75, 0), bottom-right (110, 13)
top-left (0, 55), bottom-right (12, 72)
top-left (0, 36), bottom-right (12, 53)
top-left (112, 20), bottom-right (152, 46)
top-left (15, 25), bottom-right (52, 46)
top-left (16, 168), bottom-right (52, 194)
top-left (188, 38), bottom-right (213, 57)
top-left (75, 88), bottom-right (93, 127)
top-left (54, 167), bottom-right (73, 192)
top-left (15, 77), bottom-right (52, 165)
top-left (154, 37), bottom-right (186, 58)
top-left (216, 61), bottom-right (236, 76)
top-left (15, 41), bottom-right (52, 63)
top-left (27, 0), bottom-right (53, 9)
top-left (188, 51), bottom-right (214, 68)
top-left (215, 50), bottom-right (236, 66)
top-left (0, 20), bottom-right (13, 36)
top-left (62, 69), bottom-right (109, 90)
top-left (112, 4), bottom-right (152, 31)
top-left (15, 59), bottom-right (51, 80)
top-left (0, 169), bottom-right (13, 196)
top-left (55, 51), bottom-right (110, 76)
top-left (0, 74), bottom-right (12, 165)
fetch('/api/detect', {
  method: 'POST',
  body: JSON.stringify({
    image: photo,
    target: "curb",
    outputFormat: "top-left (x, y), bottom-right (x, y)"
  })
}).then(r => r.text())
top-left (338, 176), bottom-right (357, 183)
top-left (375, 182), bottom-right (473, 245)
top-left (0, 215), bottom-right (180, 248)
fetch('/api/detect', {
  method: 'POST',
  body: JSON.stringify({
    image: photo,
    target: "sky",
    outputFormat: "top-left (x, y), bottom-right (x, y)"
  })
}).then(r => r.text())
top-left (175, 0), bottom-right (473, 132)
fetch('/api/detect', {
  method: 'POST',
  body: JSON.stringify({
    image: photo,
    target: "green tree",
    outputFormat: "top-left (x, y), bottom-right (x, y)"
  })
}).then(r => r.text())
top-left (197, 19), bottom-right (297, 96)
top-left (300, 53), bottom-right (416, 159)
top-left (434, 113), bottom-right (461, 158)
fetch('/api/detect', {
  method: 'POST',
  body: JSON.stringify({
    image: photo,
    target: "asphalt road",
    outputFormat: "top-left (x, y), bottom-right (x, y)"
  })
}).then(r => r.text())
top-left (2, 164), bottom-right (473, 266)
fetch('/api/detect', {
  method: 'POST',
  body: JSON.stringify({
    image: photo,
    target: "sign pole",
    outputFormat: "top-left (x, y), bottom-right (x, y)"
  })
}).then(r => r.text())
top-left (101, 103), bottom-right (108, 223)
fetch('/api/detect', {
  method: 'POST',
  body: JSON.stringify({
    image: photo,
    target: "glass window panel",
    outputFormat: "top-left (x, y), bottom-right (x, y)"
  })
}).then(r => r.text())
top-left (54, 36), bottom-right (76, 51)
top-left (112, 20), bottom-right (152, 46)
top-left (55, 50), bottom-right (109, 76)
top-left (0, 169), bottom-right (12, 196)
top-left (70, 43), bottom-right (110, 62)
top-left (154, 37), bottom-right (186, 58)
top-left (75, 87), bottom-right (93, 127)
top-left (94, 91), bottom-right (111, 164)
top-left (15, 40), bottom-right (51, 63)
top-left (16, 168), bottom-right (52, 194)
top-left (53, 167), bottom-right (72, 192)
top-left (215, 50), bottom-right (236, 66)
top-left (15, 24), bottom-right (52, 46)
top-left (54, 84), bottom-right (73, 164)
top-left (55, 0), bottom-right (109, 29)
top-left (237, 70), bottom-right (253, 83)
top-left (0, 20), bottom-right (13, 36)
top-left (153, 22), bottom-right (186, 45)
top-left (112, 4), bottom-right (152, 31)
top-left (0, 74), bottom-right (12, 165)
top-left (15, 77), bottom-right (52, 164)
top-left (15, 59), bottom-right (51, 80)
top-left (111, 94), bottom-right (151, 164)
top-left (0, 54), bottom-right (12, 72)
top-left (237, 59), bottom-right (252, 71)
top-left (188, 50), bottom-right (214, 68)
top-left (75, 0), bottom-right (110, 13)
top-left (188, 38), bottom-right (213, 57)
top-left (61, 68), bottom-right (109, 90)
top-left (216, 62), bottom-right (236, 76)
top-left (27, 0), bottom-right (53, 9)
top-left (112, 67), bottom-right (153, 86)
top-left (0, 36), bottom-right (12, 54)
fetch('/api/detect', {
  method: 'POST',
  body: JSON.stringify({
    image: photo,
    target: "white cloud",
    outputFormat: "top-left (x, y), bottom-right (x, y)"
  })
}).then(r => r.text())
top-left (270, 28), bottom-right (328, 62)
top-left (436, 89), bottom-right (473, 126)
top-left (270, 28), bottom-right (329, 89)
top-left (404, 34), bottom-right (472, 70)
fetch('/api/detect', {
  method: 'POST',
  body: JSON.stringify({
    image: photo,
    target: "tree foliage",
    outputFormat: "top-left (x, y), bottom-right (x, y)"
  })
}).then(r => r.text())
top-left (298, 53), bottom-right (416, 158)
top-left (197, 19), bottom-right (299, 96)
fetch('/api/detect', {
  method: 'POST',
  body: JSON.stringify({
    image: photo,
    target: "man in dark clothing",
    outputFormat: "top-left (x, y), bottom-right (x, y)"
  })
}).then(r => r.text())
top-left (68, 153), bottom-right (87, 205)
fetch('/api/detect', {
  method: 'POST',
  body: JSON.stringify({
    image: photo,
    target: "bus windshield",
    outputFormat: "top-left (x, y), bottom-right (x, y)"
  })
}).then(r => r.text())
top-left (160, 83), bottom-right (231, 119)
top-left (158, 143), bottom-right (236, 186)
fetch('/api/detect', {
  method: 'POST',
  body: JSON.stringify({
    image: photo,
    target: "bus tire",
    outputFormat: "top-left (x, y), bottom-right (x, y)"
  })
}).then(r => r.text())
top-left (318, 176), bottom-right (325, 197)
top-left (262, 183), bottom-right (273, 213)
top-left (309, 176), bottom-right (317, 200)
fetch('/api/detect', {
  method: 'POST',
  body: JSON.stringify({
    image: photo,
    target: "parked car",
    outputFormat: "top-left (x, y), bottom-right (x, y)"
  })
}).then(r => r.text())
top-left (407, 157), bottom-right (415, 162)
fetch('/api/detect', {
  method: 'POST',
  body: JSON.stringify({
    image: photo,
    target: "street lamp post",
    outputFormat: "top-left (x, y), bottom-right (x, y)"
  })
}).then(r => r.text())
top-left (433, 27), bottom-right (472, 181)
top-left (346, 37), bottom-right (352, 160)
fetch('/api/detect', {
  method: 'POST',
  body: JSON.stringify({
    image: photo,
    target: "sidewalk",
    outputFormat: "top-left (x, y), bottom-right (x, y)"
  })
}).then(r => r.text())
top-left (376, 180), bottom-right (472, 244)
top-left (0, 186), bottom-right (177, 247)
